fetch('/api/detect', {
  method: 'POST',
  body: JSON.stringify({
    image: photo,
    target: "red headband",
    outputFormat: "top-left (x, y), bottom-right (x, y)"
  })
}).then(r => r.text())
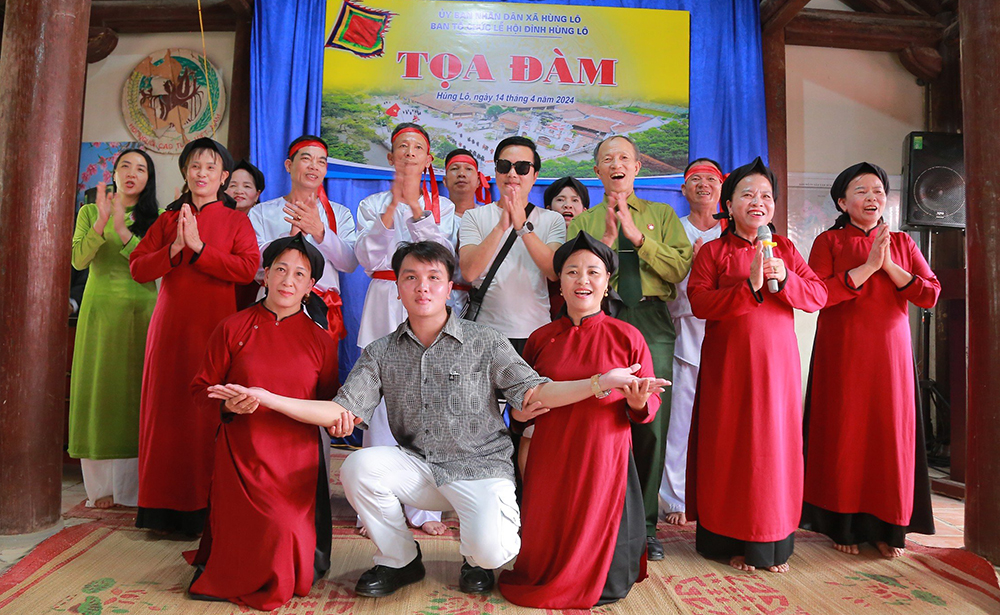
top-left (684, 164), bottom-right (724, 183)
top-left (447, 154), bottom-right (492, 204)
top-left (391, 127), bottom-right (440, 223)
top-left (287, 140), bottom-right (339, 236)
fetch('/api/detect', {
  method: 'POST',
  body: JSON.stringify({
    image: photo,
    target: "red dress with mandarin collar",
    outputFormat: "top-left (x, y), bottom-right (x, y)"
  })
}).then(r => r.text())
top-left (804, 226), bottom-right (940, 526)
top-left (129, 201), bottom-right (259, 513)
top-left (686, 232), bottom-right (827, 543)
top-left (498, 311), bottom-right (656, 609)
top-left (188, 304), bottom-right (339, 611)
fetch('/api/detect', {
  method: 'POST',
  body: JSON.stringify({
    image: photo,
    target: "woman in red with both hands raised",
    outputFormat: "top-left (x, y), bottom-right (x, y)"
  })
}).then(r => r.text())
top-left (686, 157), bottom-right (827, 573)
top-left (129, 138), bottom-right (259, 535)
top-left (800, 162), bottom-right (938, 558)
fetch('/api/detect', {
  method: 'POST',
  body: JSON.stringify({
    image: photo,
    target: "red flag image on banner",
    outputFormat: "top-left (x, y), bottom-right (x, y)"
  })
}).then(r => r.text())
top-left (325, 1), bottom-right (394, 58)
top-left (385, 103), bottom-right (400, 117)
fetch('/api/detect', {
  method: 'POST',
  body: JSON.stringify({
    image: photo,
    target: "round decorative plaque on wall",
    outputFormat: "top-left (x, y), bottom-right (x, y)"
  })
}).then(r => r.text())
top-left (121, 48), bottom-right (227, 154)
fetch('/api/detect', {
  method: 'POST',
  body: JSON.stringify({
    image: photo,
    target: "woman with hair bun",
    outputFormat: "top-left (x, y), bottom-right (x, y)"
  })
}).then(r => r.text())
top-left (129, 138), bottom-right (259, 534)
top-left (800, 162), bottom-right (939, 558)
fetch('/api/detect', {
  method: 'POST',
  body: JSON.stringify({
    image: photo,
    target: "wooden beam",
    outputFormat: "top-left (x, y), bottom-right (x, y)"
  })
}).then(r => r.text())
top-left (225, 0), bottom-right (251, 20)
top-left (961, 0), bottom-right (1000, 565)
top-left (759, 0), bottom-right (810, 34)
top-left (89, 3), bottom-right (238, 33)
top-left (227, 16), bottom-right (251, 160)
top-left (761, 28), bottom-right (787, 236)
top-left (86, 26), bottom-right (117, 63)
top-left (785, 9), bottom-right (943, 52)
top-left (899, 45), bottom-right (942, 80)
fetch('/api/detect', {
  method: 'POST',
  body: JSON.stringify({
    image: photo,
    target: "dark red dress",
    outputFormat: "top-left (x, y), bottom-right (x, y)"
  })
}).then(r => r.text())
top-left (129, 201), bottom-right (259, 532)
top-left (187, 304), bottom-right (338, 611)
top-left (686, 232), bottom-right (827, 567)
top-left (801, 225), bottom-right (939, 547)
top-left (498, 312), bottom-right (656, 609)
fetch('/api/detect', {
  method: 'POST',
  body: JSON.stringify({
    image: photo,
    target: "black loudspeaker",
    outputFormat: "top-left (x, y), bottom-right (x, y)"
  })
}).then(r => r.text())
top-left (900, 132), bottom-right (966, 230)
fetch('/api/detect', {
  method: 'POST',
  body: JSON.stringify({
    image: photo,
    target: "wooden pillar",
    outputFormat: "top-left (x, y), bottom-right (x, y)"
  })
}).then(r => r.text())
top-left (961, 0), bottom-right (1000, 563)
top-left (0, 0), bottom-right (91, 535)
top-left (227, 16), bottom-right (252, 160)
top-left (762, 29), bottom-right (788, 236)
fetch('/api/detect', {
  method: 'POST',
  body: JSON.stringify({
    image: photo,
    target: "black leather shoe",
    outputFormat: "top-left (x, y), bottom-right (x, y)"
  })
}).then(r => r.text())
top-left (646, 536), bottom-right (665, 561)
top-left (459, 560), bottom-right (495, 594)
top-left (354, 544), bottom-right (425, 597)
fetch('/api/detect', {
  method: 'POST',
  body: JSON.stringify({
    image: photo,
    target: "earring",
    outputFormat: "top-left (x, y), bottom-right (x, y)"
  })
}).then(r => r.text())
top-left (604, 289), bottom-right (609, 297)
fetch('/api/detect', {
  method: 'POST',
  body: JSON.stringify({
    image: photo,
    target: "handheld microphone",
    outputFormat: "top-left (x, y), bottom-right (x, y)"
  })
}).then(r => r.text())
top-left (756, 225), bottom-right (780, 294)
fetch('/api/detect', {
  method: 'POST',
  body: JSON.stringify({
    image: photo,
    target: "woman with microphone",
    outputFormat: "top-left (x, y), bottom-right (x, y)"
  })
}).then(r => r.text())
top-left (686, 158), bottom-right (827, 573)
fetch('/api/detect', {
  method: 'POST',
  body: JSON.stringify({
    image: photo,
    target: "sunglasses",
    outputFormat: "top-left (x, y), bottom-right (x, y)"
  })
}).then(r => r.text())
top-left (495, 159), bottom-right (534, 175)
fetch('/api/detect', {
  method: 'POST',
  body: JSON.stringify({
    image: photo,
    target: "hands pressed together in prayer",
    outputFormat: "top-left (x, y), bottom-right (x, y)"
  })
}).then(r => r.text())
top-left (511, 363), bottom-right (670, 423)
top-left (600, 192), bottom-right (644, 248)
top-left (749, 239), bottom-right (786, 293)
top-left (848, 223), bottom-right (913, 288)
top-left (382, 177), bottom-right (426, 229)
top-left (496, 183), bottom-right (526, 231)
top-left (284, 199), bottom-right (325, 242)
top-left (170, 203), bottom-right (204, 257)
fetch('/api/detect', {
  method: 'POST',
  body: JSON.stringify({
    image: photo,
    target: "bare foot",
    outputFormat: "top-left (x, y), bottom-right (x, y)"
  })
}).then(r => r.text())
top-left (833, 543), bottom-right (860, 555)
top-left (420, 520), bottom-right (447, 535)
top-left (665, 511), bottom-right (687, 526)
top-left (730, 556), bottom-right (755, 572)
top-left (93, 496), bottom-right (115, 509)
top-left (876, 542), bottom-right (904, 558)
top-left (767, 563), bottom-right (790, 573)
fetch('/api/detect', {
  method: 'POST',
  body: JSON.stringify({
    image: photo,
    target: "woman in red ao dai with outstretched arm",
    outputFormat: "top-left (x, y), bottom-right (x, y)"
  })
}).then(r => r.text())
top-left (686, 157), bottom-right (827, 574)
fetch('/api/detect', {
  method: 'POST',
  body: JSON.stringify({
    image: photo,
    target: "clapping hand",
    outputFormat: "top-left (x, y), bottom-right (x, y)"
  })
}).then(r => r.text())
top-left (610, 192), bottom-right (643, 247)
top-left (180, 204), bottom-right (204, 253)
top-left (621, 378), bottom-right (665, 411)
top-left (283, 199), bottom-right (325, 242)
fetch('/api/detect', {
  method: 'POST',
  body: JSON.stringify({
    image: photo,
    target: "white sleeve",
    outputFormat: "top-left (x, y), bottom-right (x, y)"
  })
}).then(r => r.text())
top-left (248, 205), bottom-right (269, 284)
top-left (354, 195), bottom-right (397, 273)
top-left (310, 203), bottom-right (359, 274)
top-left (541, 209), bottom-right (567, 246)
top-left (406, 210), bottom-right (455, 255)
top-left (459, 208), bottom-right (486, 248)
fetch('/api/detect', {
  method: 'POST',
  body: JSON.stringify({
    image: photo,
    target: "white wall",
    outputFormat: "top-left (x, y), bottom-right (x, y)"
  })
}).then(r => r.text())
top-left (82, 32), bottom-right (236, 207)
top-left (783, 2), bottom-right (927, 387)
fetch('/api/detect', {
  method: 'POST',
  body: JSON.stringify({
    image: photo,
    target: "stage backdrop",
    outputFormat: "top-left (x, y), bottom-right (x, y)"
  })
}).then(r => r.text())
top-left (251, 0), bottom-right (768, 385)
top-left (322, 0), bottom-right (689, 179)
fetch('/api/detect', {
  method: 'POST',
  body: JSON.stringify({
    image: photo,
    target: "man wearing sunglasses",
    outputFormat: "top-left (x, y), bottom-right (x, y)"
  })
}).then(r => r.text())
top-left (458, 136), bottom-right (566, 355)
top-left (569, 135), bottom-right (693, 562)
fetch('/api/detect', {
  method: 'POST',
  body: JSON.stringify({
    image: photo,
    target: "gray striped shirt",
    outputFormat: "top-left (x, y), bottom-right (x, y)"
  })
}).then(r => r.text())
top-left (334, 310), bottom-right (549, 485)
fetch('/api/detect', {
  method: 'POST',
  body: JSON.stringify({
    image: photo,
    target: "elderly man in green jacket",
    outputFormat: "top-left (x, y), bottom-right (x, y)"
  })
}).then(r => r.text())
top-left (569, 135), bottom-right (692, 561)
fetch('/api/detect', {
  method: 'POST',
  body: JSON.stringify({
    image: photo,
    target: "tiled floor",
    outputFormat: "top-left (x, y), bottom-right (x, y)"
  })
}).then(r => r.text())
top-left (0, 465), bottom-right (979, 576)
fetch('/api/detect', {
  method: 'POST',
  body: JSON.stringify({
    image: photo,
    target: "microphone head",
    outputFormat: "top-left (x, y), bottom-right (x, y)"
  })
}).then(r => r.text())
top-left (756, 225), bottom-right (772, 241)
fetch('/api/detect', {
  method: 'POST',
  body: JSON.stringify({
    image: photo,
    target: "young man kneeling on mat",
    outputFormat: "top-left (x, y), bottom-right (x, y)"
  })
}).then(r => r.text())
top-left (209, 241), bottom-right (666, 597)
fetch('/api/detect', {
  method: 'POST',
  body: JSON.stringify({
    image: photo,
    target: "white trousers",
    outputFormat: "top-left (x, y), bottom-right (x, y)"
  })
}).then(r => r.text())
top-left (80, 458), bottom-right (139, 507)
top-left (362, 398), bottom-right (442, 527)
top-left (659, 359), bottom-right (699, 513)
top-left (341, 446), bottom-right (521, 569)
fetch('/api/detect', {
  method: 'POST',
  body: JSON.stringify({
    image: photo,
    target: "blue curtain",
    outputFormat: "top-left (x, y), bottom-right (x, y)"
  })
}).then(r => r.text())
top-left (251, 0), bottom-right (768, 383)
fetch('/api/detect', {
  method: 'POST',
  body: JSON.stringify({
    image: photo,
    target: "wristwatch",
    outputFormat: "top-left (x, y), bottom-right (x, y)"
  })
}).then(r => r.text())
top-left (516, 221), bottom-right (534, 237)
top-left (591, 373), bottom-right (610, 399)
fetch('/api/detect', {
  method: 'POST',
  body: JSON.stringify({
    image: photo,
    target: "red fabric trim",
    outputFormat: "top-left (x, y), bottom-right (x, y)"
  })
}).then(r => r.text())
top-left (371, 270), bottom-right (397, 281)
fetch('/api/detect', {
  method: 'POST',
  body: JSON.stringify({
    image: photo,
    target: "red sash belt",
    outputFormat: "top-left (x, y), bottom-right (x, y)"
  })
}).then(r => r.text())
top-left (371, 270), bottom-right (397, 281)
top-left (452, 283), bottom-right (472, 292)
top-left (313, 287), bottom-right (346, 340)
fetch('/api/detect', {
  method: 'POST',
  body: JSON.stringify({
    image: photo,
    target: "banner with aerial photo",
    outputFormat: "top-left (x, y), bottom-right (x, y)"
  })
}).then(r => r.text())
top-left (322, 0), bottom-right (689, 178)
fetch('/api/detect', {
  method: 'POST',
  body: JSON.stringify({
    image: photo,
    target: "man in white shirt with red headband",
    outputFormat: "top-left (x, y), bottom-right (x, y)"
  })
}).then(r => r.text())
top-left (354, 122), bottom-right (457, 535)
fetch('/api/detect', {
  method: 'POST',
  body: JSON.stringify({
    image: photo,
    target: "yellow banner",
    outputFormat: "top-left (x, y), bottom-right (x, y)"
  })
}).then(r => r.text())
top-left (323, 0), bottom-right (689, 177)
